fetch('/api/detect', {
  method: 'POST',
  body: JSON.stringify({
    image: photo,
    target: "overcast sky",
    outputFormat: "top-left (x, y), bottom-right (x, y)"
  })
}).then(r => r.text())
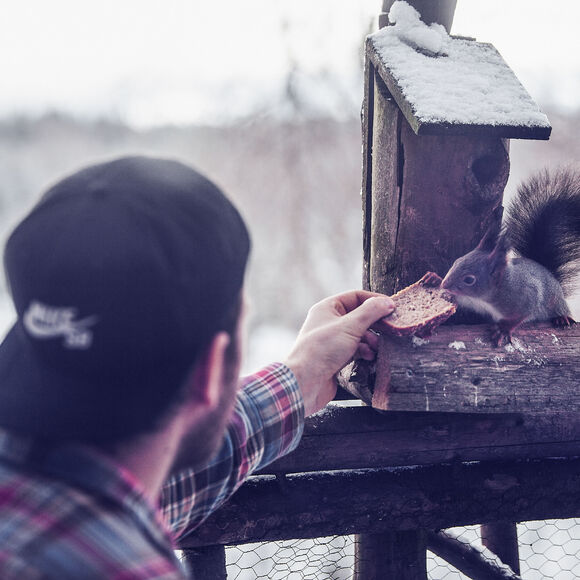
top-left (1, 0), bottom-right (578, 126)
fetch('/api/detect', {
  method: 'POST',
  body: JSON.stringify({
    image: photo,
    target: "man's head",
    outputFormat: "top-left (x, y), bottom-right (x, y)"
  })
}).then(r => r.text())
top-left (0, 156), bottom-right (250, 446)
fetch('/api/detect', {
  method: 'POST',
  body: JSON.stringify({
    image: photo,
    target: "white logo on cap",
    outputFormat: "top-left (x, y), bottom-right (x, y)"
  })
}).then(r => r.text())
top-left (23, 301), bottom-right (98, 350)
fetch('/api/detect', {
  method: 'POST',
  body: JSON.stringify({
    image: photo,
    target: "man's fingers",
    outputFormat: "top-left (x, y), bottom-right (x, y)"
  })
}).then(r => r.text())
top-left (362, 329), bottom-right (380, 351)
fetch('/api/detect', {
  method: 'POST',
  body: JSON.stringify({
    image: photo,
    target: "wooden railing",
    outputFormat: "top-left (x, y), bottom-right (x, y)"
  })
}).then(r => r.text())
top-left (180, 395), bottom-right (580, 578)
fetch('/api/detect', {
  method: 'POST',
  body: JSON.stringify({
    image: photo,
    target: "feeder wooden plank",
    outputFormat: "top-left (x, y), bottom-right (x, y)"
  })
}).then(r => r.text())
top-left (370, 322), bottom-right (580, 413)
top-left (260, 406), bottom-right (580, 475)
top-left (179, 456), bottom-right (580, 547)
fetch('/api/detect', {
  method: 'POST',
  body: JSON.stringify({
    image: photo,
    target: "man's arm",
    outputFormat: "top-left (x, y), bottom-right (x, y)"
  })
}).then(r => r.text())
top-left (161, 290), bottom-right (395, 539)
top-left (161, 363), bottom-right (304, 539)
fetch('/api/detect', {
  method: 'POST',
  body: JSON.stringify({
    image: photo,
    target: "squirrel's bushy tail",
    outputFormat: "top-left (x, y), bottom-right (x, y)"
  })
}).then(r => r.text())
top-left (505, 167), bottom-right (580, 294)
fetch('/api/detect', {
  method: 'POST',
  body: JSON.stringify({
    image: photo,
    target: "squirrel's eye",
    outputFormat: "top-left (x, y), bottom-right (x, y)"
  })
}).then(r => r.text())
top-left (463, 275), bottom-right (476, 286)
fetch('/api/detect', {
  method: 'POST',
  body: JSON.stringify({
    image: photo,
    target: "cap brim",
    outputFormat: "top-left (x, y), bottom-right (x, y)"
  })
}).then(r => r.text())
top-left (0, 323), bottom-right (189, 441)
top-left (0, 323), bottom-right (87, 437)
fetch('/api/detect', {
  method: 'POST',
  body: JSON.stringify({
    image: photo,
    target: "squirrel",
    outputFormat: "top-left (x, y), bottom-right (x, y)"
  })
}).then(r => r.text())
top-left (422, 167), bottom-right (580, 345)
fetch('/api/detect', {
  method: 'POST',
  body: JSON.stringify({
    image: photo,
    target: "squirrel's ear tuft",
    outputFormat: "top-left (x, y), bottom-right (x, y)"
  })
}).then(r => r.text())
top-left (488, 233), bottom-right (509, 280)
top-left (476, 206), bottom-right (504, 253)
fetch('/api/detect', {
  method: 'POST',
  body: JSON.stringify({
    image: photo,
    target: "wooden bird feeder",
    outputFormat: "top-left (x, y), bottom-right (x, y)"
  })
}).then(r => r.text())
top-left (340, 2), bottom-right (580, 415)
top-left (181, 5), bottom-right (580, 579)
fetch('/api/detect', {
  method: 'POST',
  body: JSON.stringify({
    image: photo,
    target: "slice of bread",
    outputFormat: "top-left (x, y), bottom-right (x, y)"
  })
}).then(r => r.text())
top-left (382, 275), bottom-right (456, 336)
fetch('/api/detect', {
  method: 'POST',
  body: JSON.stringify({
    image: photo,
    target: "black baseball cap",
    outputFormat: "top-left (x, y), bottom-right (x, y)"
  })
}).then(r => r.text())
top-left (0, 156), bottom-right (250, 441)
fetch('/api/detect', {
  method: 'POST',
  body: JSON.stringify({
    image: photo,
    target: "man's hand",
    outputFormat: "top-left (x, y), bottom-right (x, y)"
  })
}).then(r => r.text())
top-left (283, 291), bottom-right (395, 416)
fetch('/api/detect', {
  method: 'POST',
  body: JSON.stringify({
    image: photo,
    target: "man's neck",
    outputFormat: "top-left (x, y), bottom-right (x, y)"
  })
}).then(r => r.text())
top-left (111, 419), bottom-right (183, 503)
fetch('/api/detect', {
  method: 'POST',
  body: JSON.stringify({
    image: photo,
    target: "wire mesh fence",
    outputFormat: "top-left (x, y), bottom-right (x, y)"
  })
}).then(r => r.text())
top-left (211, 518), bottom-right (580, 579)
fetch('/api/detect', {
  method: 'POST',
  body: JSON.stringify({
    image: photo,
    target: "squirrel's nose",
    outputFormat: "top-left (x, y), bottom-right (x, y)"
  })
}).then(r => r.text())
top-left (440, 275), bottom-right (453, 291)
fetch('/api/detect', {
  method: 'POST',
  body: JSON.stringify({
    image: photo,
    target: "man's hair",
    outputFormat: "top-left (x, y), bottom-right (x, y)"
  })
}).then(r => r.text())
top-left (0, 156), bottom-right (250, 445)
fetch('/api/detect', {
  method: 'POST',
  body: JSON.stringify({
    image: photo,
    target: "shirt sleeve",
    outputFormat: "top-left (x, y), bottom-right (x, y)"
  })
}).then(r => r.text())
top-left (160, 362), bottom-right (304, 539)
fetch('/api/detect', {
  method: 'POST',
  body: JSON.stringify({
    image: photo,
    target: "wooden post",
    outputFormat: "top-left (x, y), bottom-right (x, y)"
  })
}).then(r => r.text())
top-left (428, 530), bottom-right (522, 579)
top-left (355, 530), bottom-right (427, 579)
top-left (181, 545), bottom-right (227, 580)
top-left (379, 0), bottom-right (457, 31)
top-left (358, 2), bottom-right (464, 577)
top-left (361, 2), bottom-right (461, 577)
top-left (481, 522), bottom-right (521, 575)
top-left (358, 0), bottom-right (537, 577)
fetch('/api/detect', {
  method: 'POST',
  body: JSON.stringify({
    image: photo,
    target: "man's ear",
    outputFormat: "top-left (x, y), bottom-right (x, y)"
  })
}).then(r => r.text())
top-left (185, 332), bottom-right (230, 412)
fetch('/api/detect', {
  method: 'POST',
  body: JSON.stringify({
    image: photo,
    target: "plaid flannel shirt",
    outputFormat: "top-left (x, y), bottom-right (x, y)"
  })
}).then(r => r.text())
top-left (0, 363), bottom-right (304, 579)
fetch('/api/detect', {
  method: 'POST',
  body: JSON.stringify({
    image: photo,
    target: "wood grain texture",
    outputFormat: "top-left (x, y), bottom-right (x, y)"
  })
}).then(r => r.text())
top-left (260, 404), bottom-right (580, 475)
top-left (361, 58), bottom-right (375, 291)
top-left (394, 121), bottom-right (509, 291)
top-left (354, 530), bottom-right (428, 580)
top-left (179, 457), bottom-right (580, 547)
top-left (368, 72), bottom-right (402, 295)
top-left (372, 322), bottom-right (580, 413)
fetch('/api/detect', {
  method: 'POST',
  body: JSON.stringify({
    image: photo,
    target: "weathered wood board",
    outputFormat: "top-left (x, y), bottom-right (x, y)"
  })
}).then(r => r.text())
top-left (261, 405), bottom-right (580, 475)
top-left (180, 456), bottom-right (580, 547)
top-left (180, 389), bottom-right (580, 547)
top-left (370, 322), bottom-right (580, 413)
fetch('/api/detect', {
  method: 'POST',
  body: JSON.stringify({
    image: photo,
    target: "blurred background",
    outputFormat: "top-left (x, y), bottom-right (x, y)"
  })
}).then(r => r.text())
top-left (1, 0), bottom-right (579, 370)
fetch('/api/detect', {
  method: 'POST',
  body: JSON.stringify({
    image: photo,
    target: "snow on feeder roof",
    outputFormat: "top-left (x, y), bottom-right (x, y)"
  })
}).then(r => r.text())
top-left (368, 1), bottom-right (551, 139)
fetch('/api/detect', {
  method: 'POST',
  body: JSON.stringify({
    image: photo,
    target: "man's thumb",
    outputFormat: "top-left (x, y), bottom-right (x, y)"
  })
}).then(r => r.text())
top-left (342, 296), bottom-right (395, 337)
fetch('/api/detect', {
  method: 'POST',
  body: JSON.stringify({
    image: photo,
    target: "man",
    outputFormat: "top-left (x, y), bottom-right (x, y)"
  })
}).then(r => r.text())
top-left (0, 156), bottom-right (395, 578)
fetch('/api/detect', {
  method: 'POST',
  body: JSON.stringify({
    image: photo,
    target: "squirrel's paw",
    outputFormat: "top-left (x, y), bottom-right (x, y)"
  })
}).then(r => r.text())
top-left (552, 315), bottom-right (577, 328)
top-left (420, 272), bottom-right (442, 288)
top-left (491, 326), bottom-right (512, 347)
top-left (491, 319), bottom-right (523, 347)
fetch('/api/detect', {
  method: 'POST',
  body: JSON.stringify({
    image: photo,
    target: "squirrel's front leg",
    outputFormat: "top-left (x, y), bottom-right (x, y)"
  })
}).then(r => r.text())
top-left (491, 318), bottom-right (525, 347)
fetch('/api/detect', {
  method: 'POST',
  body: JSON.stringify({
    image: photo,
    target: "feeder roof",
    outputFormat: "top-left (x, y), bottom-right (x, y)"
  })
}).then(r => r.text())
top-left (367, 6), bottom-right (551, 140)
